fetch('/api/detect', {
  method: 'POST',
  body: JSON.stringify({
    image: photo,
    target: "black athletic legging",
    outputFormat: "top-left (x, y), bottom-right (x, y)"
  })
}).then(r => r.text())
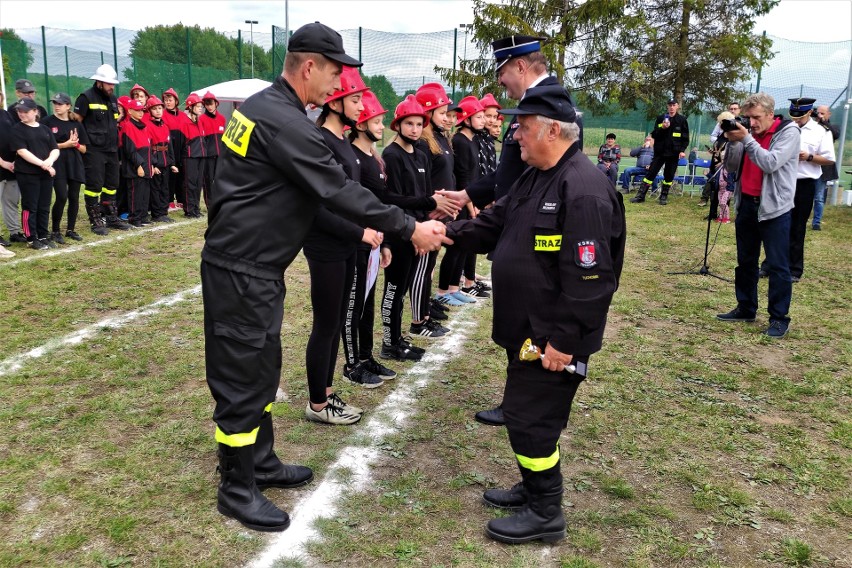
top-left (463, 253), bottom-right (477, 282)
top-left (410, 249), bottom-right (437, 322)
top-left (306, 253), bottom-right (355, 405)
top-left (51, 176), bottom-right (81, 233)
top-left (380, 238), bottom-right (416, 347)
top-left (341, 246), bottom-right (380, 367)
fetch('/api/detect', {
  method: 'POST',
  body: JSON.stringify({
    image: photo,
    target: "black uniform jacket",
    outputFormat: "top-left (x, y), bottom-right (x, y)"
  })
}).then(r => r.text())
top-left (651, 112), bottom-right (689, 157)
top-left (74, 85), bottom-right (119, 152)
top-left (202, 75), bottom-right (415, 280)
top-left (447, 142), bottom-right (626, 356)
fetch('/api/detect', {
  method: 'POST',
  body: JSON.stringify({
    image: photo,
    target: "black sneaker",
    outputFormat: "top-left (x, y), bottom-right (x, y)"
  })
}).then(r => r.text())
top-left (461, 284), bottom-right (490, 298)
top-left (399, 336), bottom-right (425, 355)
top-left (343, 363), bottom-right (384, 389)
top-left (716, 307), bottom-right (756, 322)
top-left (475, 280), bottom-right (492, 292)
top-left (152, 215), bottom-right (175, 223)
top-left (431, 299), bottom-right (449, 313)
top-left (380, 341), bottom-right (422, 361)
top-left (410, 321), bottom-right (446, 338)
top-left (429, 305), bottom-right (448, 320)
top-left (10, 232), bottom-right (28, 243)
top-left (765, 320), bottom-right (789, 338)
top-left (29, 239), bottom-right (49, 250)
top-left (65, 230), bottom-right (83, 241)
top-left (40, 238), bottom-right (57, 249)
top-left (0, 235), bottom-right (9, 247)
top-left (426, 319), bottom-right (450, 334)
top-left (362, 356), bottom-right (396, 380)
top-left (50, 231), bottom-right (66, 245)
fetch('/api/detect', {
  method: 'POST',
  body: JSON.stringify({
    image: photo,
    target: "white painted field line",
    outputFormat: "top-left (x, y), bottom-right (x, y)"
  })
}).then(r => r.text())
top-left (0, 218), bottom-right (201, 269)
top-left (248, 299), bottom-right (486, 568)
top-left (0, 285), bottom-right (201, 377)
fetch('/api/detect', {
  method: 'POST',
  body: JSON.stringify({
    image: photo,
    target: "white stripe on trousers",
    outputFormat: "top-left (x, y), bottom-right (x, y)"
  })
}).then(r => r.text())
top-left (409, 252), bottom-right (431, 322)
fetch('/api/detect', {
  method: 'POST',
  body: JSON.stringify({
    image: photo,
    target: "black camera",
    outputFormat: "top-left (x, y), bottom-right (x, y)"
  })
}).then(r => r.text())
top-left (720, 116), bottom-right (750, 132)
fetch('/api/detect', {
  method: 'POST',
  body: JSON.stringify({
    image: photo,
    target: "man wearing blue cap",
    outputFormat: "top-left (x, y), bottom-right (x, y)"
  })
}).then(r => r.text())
top-left (201, 21), bottom-right (451, 532)
top-left (437, 33), bottom-right (583, 427)
top-left (446, 84), bottom-right (626, 544)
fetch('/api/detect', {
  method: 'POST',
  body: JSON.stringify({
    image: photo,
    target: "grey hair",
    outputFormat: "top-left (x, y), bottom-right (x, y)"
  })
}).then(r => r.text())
top-left (742, 92), bottom-right (775, 116)
top-left (535, 115), bottom-right (580, 141)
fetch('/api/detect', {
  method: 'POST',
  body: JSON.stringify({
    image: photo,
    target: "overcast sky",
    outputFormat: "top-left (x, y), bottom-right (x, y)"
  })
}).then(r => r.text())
top-left (1, 0), bottom-right (850, 42)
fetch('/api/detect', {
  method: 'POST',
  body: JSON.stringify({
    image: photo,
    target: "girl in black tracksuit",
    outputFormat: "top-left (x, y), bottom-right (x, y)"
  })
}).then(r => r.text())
top-left (303, 68), bottom-right (378, 424)
top-left (44, 95), bottom-right (89, 242)
top-left (378, 96), bottom-right (457, 361)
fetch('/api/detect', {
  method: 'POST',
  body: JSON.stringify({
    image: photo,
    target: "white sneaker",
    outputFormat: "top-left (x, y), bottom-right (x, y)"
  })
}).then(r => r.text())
top-left (305, 401), bottom-right (361, 425)
top-left (0, 245), bottom-right (15, 259)
top-left (328, 392), bottom-right (363, 415)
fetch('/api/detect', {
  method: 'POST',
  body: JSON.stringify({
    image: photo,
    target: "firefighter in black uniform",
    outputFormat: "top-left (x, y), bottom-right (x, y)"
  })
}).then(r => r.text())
top-left (436, 35), bottom-right (583, 427)
top-left (74, 64), bottom-right (132, 234)
top-left (631, 97), bottom-right (690, 205)
top-left (201, 21), bottom-right (450, 533)
top-left (446, 85), bottom-right (626, 544)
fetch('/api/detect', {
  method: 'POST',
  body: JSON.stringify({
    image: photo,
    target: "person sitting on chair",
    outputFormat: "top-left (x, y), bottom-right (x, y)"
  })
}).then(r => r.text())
top-left (618, 136), bottom-right (655, 193)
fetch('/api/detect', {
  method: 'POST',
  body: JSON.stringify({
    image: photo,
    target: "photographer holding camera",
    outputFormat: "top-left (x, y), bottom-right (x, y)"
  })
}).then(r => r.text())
top-left (717, 92), bottom-right (799, 338)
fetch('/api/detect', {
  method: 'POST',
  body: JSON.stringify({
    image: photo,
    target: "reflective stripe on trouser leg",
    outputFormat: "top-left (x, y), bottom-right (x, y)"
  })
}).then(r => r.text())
top-left (82, 184), bottom-right (101, 198)
top-left (215, 425), bottom-right (259, 447)
top-left (101, 186), bottom-right (116, 196)
top-left (516, 444), bottom-right (560, 472)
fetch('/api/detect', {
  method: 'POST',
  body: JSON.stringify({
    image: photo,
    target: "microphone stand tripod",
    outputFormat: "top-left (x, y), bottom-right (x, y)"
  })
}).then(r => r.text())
top-left (670, 144), bottom-right (730, 282)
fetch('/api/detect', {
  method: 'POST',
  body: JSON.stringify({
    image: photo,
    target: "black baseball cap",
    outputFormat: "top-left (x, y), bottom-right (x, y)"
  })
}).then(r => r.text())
top-left (499, 85), bottom-right (576, 123)
top-left (667, 98), bottom-right (678, 105)
top-left (15, 79), bottom-right (35, 93)
top-left (288, 22), bottom-right (362, 67)
top-left (51, 92), bottom-right (72, 105)
top-left (15, 98), bottom-right (38, 111)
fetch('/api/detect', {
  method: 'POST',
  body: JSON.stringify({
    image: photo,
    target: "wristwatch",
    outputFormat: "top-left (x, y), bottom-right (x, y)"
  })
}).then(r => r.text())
top-left (807, 153), bottom-right (813, 162)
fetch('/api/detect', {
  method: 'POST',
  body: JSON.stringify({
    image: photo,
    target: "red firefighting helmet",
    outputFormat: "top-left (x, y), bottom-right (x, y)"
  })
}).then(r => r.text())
top-left (202, 91), bottom-right (219, 104)
top-left (390, 95), bottom-right (428, 132)
top-left (479, 92), bottom-right (502, 110)
top-left (120, 97), bottom-right (145, 112)
top-left (415, 83), bottom-right (451, 111)
top-left (129, 83), bottom-right (149, 97)
top-left (356, 90), bottom-right (387, 125)
top-left (455, 95), bottom-right (485, 126)
top-left (184, 93), bottom-right (203, 109)
top-left (162, 88), bottom-right (179, 100)
top-left (146, 95), bottom-right (164, 110)
top-left (325, 66), bottom-right (369, 104)
top-left (117, 95), bottom-right (131, 110)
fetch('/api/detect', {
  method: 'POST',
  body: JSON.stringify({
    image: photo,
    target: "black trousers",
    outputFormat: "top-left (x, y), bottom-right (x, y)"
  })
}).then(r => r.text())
top-left (149, 170), bottom-right (170, 218)
top-left (410, 249), bottom-right (437, 322)
top-left (463, 252), bottom-right (477, 281)
top-left (126, 177), bottom-right (151, 225)
top-left (17, 172), bottom-right (53, 241)
top-left (380, 238), bottom-right (416, 346)
top-left (202, 157), bottom-right (217, 208)
top-left (438, 243), bottom-right (466, 290)
top-left (306, 253), bottom-right (355, 405)
top-left (183, 158), bottom-right (204, 216)
top-left (169, 166), bottom-right (184, 204)
top-left (82, 150), bottom-right (119, 205)
top-left (342, 246), bottom-right (379, 366)
top-left (201, 261), bottom-right (284, 438)
top-left (643, 155), bottom-right (679, 190)
top-left (503, 352), bottom-right (587, 466)
top-left (51, 176), bottom-right (81, 232)
top-left (789, 178), bottom-right (816, 279)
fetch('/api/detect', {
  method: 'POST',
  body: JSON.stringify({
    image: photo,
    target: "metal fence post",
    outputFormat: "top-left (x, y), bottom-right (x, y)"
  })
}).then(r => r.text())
top-left (754, 31), bottom-right (765, 92)
top-left (359, 27), bottom-right (362, 64)
top-left (452, 28), bottom-right (458, 104)
top-left (112, 27), bottom-right (118, 80)
top-left (40, 27), bottom-right (50, 101)
top-left (186, 27), bottom-right (192, 94)
top-left (65, 45), bottom-right (70, 95)
top-left (238, 30), bottom-right (243, 79)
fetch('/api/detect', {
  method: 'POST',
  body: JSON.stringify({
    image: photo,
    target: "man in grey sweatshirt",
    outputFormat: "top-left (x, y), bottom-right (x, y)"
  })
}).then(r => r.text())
top-left (716, 92), bottom-right (799, 338)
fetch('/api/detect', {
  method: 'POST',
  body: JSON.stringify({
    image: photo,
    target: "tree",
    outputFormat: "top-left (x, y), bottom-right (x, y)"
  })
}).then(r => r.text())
top-left (362, 74), bottom-right (399, 121)
top-left (437, 0), bottom-right (776, 117)
top-left (1, 28), bottom-right (35, 93)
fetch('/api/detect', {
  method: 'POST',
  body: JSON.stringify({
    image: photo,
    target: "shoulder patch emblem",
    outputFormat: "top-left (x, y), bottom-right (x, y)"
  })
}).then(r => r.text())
top-left (576, 240), bottom-right (598, 268)
top-left (222, 109), bottom-right (255, 157)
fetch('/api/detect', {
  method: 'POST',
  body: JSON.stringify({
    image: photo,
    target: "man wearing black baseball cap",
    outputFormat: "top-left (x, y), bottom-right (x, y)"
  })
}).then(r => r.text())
top-left (8, 79), bottom-right (48, 124)
top-left (201, 21), bottom-right (451, 533)
top-left (446, 84), bottom-right (626, 545)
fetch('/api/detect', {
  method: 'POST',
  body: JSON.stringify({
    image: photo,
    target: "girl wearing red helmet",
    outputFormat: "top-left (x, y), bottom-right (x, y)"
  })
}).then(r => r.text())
top-left (160, 88), bottom-right (184, 210)
top-left (435, 95), bottom-right (486, 306)
top-left (143, 96), bottom-right (177, 223)
top-left (412, 82), bottom-right (460, 337)
top-left (179, 94), bottom-right (207, 218)
top-left (129, 84), bottom-right (149, 109)
top-left (199, 92), bottom-right (225, 205)
top-left (303, 66), bottom-right (374, 425)
top-left (345, 90), bottom-right (398, 387)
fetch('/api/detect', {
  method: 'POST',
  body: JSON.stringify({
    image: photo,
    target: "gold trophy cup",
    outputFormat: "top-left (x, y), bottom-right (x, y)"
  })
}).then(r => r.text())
top-left (519, 338), bottom-right (576, 373)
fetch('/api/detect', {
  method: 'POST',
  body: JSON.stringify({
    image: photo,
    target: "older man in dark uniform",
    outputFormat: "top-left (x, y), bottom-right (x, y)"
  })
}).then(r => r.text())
top-left (201, 22), bottom-right (450, 533)
top-left (446, 85), bottom-right (626, 544)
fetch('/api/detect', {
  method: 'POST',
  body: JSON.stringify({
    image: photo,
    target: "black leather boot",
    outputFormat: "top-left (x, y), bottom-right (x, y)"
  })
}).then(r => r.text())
top-left (254, 412), bottom-right (314, 490)
top-left (217, 443), bottom-right (291, 532)
top-left (474, 404), bottom-right (505, 426)
top-left (630, 182), bottom-right (650, 203)
top-left (483, 481), bottom-right (528, 509)
top-left (101, 201), bottom-right (131, 230)
top-left (658, 187), bottom-right (669, 205)
top-left (485, 464), bottom-right (565, 544)
top-left (86, 202), bottom-right (109, 236)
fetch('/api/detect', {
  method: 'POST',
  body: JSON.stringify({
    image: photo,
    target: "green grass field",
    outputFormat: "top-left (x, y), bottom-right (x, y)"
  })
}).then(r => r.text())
top-left (0, 180), bottom-right (849, 567)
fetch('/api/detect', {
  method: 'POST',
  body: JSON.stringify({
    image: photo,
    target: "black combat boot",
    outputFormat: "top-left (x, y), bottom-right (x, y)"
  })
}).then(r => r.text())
top-left (101, 201), bottom-right (131, 230)
top-left (630, 182), bottom-right (650, 203)
top-left (216, 443), bottom-right (291, 532)
top-left (658, 186), bottom-right (670, 205)
top-left (86, 202), bottom-right (109, 236)
top-left (483, 481), bottom-right (528, 509)
top-left (254, 411), bottom-right (314, 490)
top-left (485, 464), bottom-right (565, 544)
